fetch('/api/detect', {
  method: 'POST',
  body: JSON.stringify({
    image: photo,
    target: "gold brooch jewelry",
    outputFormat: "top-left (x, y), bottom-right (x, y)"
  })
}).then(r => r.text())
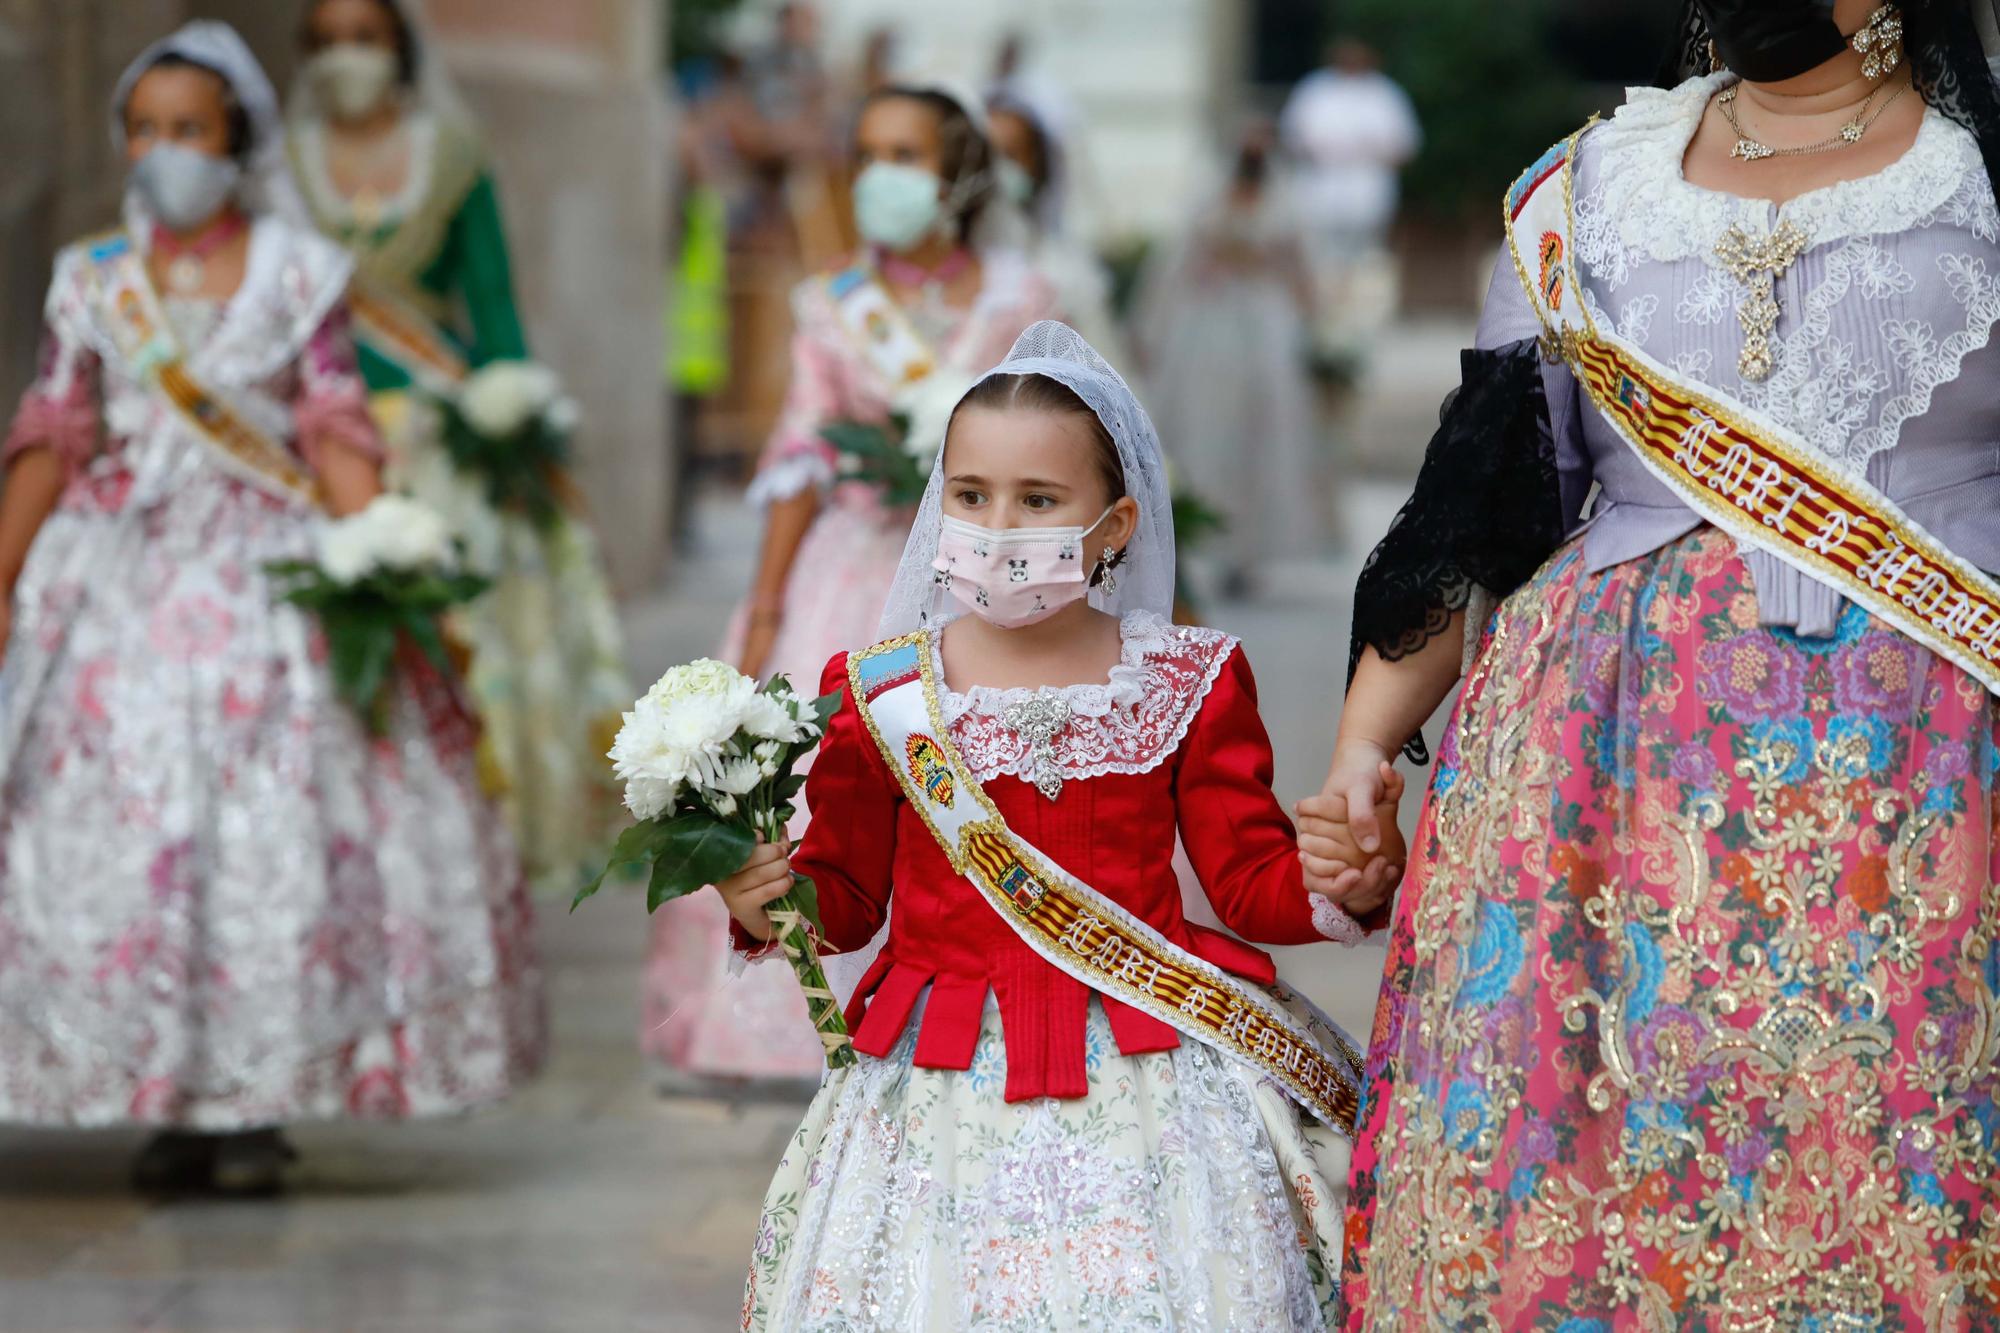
top-left (1716, 221), bottom-right (1810, 382)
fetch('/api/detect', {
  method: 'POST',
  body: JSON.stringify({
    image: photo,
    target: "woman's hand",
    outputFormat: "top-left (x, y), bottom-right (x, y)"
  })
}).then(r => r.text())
top-left (1296, 740), bottom-right (1407, 912)
top-left (716, 837), bottom-right (795, 941)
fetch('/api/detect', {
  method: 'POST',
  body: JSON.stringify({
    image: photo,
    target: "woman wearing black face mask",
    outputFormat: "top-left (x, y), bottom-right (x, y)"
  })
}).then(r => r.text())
top-left (1315, 1), bottom-right (2000, 1325)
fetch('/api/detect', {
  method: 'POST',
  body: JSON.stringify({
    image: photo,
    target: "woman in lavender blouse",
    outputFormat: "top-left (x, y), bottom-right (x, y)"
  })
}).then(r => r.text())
top-left (1319, 1), bottom-right (2000, 1325)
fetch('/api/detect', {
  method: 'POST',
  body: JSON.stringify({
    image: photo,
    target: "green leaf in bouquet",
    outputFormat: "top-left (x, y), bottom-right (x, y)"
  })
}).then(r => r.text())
top-left (646, 816), bottom-right (758, 912)
top-left (572, 819), bottom-right (672, 909)
top-left (771, 773), bottom-right (807, 804)
top-left (810, 688), bottom-right (842, 734)
top-left (786, 872), bottom-right (824, 935)
top-left (399, 609), bottom-right (454, 676)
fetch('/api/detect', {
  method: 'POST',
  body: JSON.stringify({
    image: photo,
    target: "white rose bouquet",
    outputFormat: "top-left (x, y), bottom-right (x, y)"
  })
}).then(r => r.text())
top-left (440, 359), bottom-right (580, 530)
top-left (573, 659), bottom-right (854, 1069)
top-left (266, 495), bottom-right (489, 733)
top-left (823, 370), bottom-right (976, 509)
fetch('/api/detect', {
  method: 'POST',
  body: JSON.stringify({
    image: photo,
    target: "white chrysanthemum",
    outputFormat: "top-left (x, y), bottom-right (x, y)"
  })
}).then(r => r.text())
top-left (546, 395), bottom-right (582, 437)
top-left (459, 360), bottom-right (564, 439)
top-left (893, 370), bottom-right (979, 462)
top-left (647, 658), bottom-right (755, 711)
top-left (739, 692), bottom-right (809, 744)
top-left (314, 494), bottom-right (455, 583)
top-left (608, 705), bottom-right (691, 820)
top-left (706, 754), bottom-right (764, 797)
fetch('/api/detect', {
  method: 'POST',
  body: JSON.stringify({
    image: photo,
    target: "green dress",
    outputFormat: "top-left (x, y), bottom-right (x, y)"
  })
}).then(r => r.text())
top-left (290, 111), bottom-right (630, 896)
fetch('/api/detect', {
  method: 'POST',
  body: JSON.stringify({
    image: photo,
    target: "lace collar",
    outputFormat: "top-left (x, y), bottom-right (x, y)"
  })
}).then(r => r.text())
top-left (291, 111), bottom-right (441, 231)
top-left (932, 611), bottom-right (1241, 786)
top-left (934, 610), bottom-right (1185, 722)
top-left (1580, 73), bottom-right (1993, 270)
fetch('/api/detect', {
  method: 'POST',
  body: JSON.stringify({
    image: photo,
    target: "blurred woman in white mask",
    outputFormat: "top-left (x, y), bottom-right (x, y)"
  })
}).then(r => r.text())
top-left (287, 0), bottom-right (631, 898)
top-left (640, 82), bottom-right (1060, 1088)
top-left (0, 22), bottom-right (543, 1195)
top-left (987, 89), bottom-right (1132, 369)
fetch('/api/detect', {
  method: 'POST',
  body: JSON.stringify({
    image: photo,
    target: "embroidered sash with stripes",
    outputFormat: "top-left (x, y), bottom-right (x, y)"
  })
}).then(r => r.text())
top-left (1507, 130), bottom-right (2000, 693)
top-left (826, 264), bottom-right (936, 388)
top-left (347, 282), bottom-right (469, 393)
top-left (846, 632), bottom-right (1364, 1133)
top-left (82, 232), bottom-right (322, 507)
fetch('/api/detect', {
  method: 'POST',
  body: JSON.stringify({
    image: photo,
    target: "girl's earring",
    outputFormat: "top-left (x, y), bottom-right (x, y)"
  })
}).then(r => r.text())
top-left (1850, 5), bottom-right (1903, 81)
top-left (1092, 549), bottom-right (1120, 595)
top-left (1706, 38), bottom-right (1723, 75)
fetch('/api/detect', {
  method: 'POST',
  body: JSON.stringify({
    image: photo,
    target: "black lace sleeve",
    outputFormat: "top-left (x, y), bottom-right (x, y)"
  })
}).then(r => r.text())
top-left (1347, 338), bottom-right (1564, 763)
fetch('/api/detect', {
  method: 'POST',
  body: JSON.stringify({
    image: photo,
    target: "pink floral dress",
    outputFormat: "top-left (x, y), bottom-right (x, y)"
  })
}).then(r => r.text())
top-left (0, 219), bottom-right (545, 1129)
top-left (641, 249), bottom-right (1060, 1081)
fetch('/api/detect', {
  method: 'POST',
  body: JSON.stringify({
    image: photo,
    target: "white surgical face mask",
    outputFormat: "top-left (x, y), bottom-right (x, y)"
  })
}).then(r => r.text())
top-left (131, 144), bottom-right (242, 231)
top-left (995, 157), bottom-right (1036, 208)
top-left (307, 43), bottom-right (399, 122)
top-left (853, 161), bottom-right (947, 252)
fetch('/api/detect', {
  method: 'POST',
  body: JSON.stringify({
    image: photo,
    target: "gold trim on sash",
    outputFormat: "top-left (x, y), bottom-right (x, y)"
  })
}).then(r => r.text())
top-left (825, 264), bottom-right (936, 388)
top-left (348, 282), bottom-right (469, 390)
top-left (1504, 134), bottom-right (2000, 694)
top-left (846, 632), bottom-right (1363, 1132)
top-left (88, 235), bottom-right (322, 508)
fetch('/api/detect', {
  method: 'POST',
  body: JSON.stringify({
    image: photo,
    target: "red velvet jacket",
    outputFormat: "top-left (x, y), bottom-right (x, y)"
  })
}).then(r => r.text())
top-left (733, 619), bottom-right (1362, 1102)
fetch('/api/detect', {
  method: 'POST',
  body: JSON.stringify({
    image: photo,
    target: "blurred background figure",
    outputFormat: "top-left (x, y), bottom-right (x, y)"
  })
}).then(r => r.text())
top-left (986, 90), bottom-right (1128, 366)
top-left (1279, 38), bottom-right (1418, 375)
top-left (1136, 121), bottom-right (1320, 600)
top-left (0, 19), bottom-right (543, 1198)
top-left (286, 0), bottom-right (632, 899)
top-left (640, 80), bottom-right (1059, 1089)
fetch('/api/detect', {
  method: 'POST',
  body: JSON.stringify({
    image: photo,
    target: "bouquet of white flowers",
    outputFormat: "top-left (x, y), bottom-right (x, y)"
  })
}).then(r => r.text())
top-left (823, 370), bottom-right (976, 509)
top-left (440, 359), bottom-right (580, 529)
top-left (266, 495), bottom-right (489, 732)
top-left (574, 660), bottom-right (854, 1069)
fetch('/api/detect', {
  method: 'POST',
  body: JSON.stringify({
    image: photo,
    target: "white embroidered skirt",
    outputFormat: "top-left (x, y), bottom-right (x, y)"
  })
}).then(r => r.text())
top-left (741, 996), bottom-right (1350, 1332)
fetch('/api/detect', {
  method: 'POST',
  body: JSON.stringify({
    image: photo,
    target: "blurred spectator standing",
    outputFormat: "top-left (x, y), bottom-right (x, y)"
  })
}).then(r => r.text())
top-left (1278, 38), bottom-right (1418, 373)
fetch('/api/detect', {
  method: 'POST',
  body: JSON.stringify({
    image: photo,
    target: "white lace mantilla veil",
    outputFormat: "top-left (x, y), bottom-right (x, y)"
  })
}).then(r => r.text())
top-left (820, 323), bottom-right (1179, 1004)
top-left (286, 0), bottom-right (475, 129)
top-left (878, 319), bottom-right (1178, 638)
top-left (111, 21), bottom-right (301, 228)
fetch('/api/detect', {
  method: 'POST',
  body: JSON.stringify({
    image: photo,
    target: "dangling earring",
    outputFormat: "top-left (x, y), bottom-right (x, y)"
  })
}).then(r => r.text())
top-left (1091, 549), bottom-right (1120, 596)
top-left (1851, 4), bottom-right (1903, 81)
top-left (1707, 37), bottom-right (1724, 76)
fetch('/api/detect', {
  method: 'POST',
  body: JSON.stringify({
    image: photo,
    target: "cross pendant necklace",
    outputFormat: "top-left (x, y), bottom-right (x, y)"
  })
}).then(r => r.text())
top-left (1714, 221), bottom-right (1810, 382)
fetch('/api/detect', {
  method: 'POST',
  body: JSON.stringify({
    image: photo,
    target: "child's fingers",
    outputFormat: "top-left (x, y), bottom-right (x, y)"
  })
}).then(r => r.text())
top-left (1295, 793), bottom-right (1351, 824)
top-left (1300, 829), bottom-right (1370, 865)
top-left (1304, 864), bottom-right (1362, 900)
top-left (747, 876), bottom-right (796, 908)
top-left (1300, 850), bottom-right (1352, 880)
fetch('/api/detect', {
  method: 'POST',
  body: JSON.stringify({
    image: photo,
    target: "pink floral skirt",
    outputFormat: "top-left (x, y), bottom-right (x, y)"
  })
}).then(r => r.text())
top-left (1343, 527), bottom-right (2000, 1329)
top-left (641, 492), bottom-right (911, 1079)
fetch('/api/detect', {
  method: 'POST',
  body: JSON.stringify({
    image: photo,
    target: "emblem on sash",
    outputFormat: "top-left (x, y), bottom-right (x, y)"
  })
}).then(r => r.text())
top-left (1538, 231), bottom-right (1566, 310)
top-left (906, 734), bottom-right (955, 805)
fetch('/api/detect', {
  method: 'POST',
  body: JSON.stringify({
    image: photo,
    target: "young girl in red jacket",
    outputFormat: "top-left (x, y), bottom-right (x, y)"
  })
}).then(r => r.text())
top-left (715, 322), bottom-right (1380, 1332)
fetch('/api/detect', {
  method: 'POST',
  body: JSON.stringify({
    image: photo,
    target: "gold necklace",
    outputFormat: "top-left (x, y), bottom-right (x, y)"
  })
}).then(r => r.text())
top-left (1719, 77), bottom-right (1912, 162)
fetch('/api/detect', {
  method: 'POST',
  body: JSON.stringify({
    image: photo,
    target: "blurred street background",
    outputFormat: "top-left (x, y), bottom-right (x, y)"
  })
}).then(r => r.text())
top-left (1, 0), bottom-right (1667, 1328)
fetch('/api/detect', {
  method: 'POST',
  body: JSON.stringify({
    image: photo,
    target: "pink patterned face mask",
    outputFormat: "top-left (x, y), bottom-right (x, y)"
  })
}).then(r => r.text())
top-left (932, 508), bottom-right (1114, 629)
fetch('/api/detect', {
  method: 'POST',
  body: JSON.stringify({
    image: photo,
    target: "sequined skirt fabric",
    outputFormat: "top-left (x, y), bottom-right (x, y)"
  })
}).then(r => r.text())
top-left (1342, 526), bottom-right (2000, 1329)
top-left (742, 997), bottom-right (1350, 1332)
top-left (0, 469), bottom-right (546, 1128)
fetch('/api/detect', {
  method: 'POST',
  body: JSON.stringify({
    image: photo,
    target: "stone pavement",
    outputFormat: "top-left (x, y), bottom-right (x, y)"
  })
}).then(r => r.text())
top-left (0, 321), bottom-right (1468, 1332)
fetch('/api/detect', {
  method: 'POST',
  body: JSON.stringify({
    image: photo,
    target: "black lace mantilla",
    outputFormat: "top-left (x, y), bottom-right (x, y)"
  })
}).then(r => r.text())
top-left (1347, 340), bottom-right (1563, 763)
